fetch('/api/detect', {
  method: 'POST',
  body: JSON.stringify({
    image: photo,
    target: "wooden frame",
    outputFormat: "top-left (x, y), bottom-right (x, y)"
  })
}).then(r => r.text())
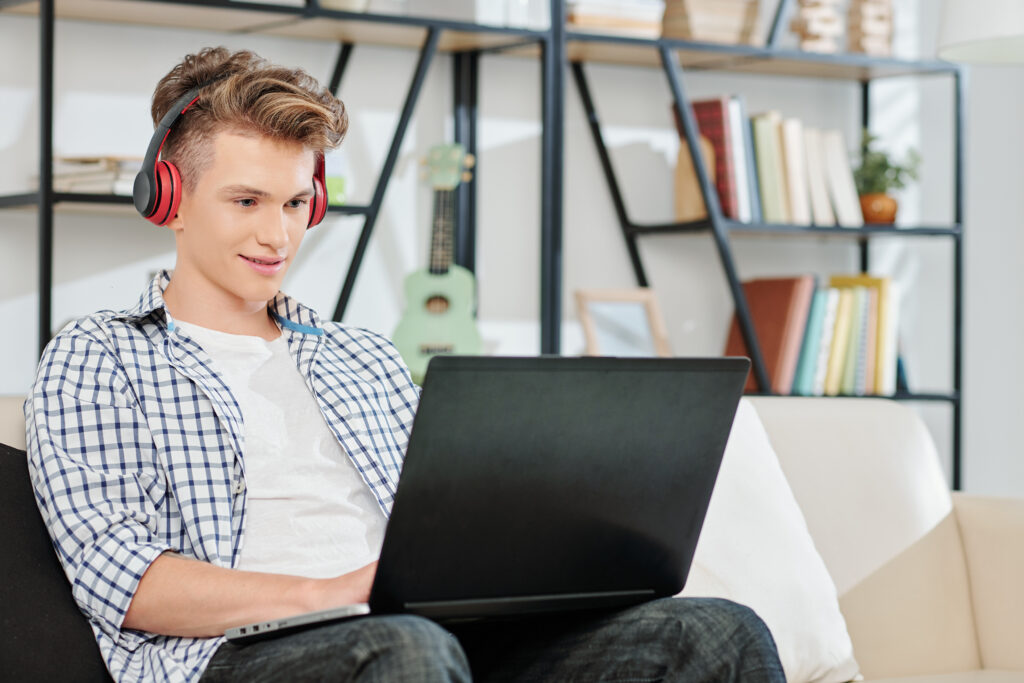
top-left (574, 288), bottom-right (672, 357)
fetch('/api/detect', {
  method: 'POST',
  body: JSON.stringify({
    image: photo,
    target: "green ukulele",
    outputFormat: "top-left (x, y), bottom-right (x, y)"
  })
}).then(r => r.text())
top-left (392, 143), bottom-right (482, 385)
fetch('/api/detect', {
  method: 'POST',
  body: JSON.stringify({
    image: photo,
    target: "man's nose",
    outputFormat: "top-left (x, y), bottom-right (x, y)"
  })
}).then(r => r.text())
top-left (257, 210), bottom-right (291, 249)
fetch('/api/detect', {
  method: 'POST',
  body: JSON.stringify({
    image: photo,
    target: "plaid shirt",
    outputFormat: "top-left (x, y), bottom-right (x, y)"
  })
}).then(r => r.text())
top-left (25, 271), bottom-right (420, 683)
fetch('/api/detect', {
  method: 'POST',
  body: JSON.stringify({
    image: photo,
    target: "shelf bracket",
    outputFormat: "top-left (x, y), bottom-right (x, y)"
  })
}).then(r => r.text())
top-left (570, 62), bottom-right (649, 287)
top-left (453, 51), bottom-right (478, 276)
top-left (659, 45), bottom-right (771, 393)
top-left (332, 27), bottom-right (440, 322)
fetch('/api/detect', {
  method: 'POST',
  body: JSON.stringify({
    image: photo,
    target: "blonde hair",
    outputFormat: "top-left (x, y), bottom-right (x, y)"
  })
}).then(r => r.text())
top-left (150, 47), bottom-right (348, 192)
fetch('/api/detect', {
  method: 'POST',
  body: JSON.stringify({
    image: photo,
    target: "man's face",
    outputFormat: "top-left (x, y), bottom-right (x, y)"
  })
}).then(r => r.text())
top-left (169, 131), bottom-right (315, 310)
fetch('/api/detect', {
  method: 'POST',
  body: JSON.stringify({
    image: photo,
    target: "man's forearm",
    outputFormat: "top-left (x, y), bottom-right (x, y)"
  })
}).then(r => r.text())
top-left (122, 552), bottom-right (343, 638)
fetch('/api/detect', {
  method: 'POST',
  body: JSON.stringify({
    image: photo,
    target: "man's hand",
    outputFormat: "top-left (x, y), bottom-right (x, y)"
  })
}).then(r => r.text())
top-left (314, 561), bottom-right (378, 609)
top-left (124, 554), bottom-right (379, 638)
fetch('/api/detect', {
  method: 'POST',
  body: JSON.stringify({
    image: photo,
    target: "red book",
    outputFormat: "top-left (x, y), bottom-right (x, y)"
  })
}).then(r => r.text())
top-left (670, 97), bottom-right (739, 218)
top-left (692, 97), bottom-right (740, 220)
top-left (724, 275), bottom-right (816, 394)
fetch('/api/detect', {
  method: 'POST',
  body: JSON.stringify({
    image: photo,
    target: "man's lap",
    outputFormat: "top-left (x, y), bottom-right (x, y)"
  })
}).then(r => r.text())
top-left (199, 597), bottom-right (784, 683)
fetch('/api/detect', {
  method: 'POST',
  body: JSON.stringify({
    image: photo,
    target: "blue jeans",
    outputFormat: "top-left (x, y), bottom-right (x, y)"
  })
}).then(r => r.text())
top-left (199, 597), bottom-right (785, 682)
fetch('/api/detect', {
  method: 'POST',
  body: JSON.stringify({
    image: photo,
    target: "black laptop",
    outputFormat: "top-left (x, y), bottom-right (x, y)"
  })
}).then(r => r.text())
top-left (226, 355), bottom-right (749, 643)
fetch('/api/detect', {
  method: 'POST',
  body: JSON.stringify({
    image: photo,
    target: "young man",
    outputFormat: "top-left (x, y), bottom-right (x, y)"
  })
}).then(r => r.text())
top-left (26, 47), bottom-right (785, 683)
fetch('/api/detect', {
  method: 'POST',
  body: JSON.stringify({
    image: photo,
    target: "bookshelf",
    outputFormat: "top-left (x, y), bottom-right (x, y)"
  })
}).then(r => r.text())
top-left (0, 0), bottom-right (566, 357)
top-left (567, 3), bottom-right (964, 487)
top-left (0, 0), bottom-right (964, 486)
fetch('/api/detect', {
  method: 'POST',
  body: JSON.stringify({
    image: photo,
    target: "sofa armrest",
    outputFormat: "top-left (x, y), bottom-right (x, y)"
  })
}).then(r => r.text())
top-left (953, 493), bottom-right (1024, 671)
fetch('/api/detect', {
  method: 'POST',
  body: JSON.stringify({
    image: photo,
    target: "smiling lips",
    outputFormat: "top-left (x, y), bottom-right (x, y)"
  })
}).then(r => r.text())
top-left (240, 254), bottom-right (285, 275)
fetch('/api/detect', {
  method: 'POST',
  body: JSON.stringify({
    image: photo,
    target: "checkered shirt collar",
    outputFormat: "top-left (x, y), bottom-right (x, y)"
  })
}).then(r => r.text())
top-left (115, 269), bottom-right (325, 336)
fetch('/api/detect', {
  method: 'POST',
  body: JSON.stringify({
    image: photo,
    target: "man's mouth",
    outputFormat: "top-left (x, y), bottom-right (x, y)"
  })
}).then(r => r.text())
top-left (243, 256), bottom-right (283, 265)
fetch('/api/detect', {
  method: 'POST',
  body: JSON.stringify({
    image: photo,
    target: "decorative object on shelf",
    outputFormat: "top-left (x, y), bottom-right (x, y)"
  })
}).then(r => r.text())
top-left (405, 0), bottom-right (506, 25)
top-left (34, 156), bottom-right (142, 196)
top-left (568, 0), bottom-right (664, 38)
top-left (847, 0), bottom-right (892, 56)
top-left (392, 143), bottom-right (480, 385)
top-left (675, 134), bottom-right (715, 221)
top-left (319, 0), bottom-right (371, 11)
top-left (575, 288), bottom-right (672, 357)
top-left (661, 0), bottom-right (759, 45)
top-left (852, 131), bottom-right (920, 224)
top-left (789, 0), bottom-right (843, 53)
top-left (938, 0), bottom-right (1024, 63)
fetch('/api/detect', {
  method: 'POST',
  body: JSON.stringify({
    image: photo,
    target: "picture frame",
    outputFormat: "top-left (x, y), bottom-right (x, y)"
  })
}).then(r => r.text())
top-left (574, 288), bottom-right (672, 357)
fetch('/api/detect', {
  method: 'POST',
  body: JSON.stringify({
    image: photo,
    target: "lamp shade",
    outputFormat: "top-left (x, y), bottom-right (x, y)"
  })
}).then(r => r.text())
top-left (939, 0), bottom-right (1024, 63)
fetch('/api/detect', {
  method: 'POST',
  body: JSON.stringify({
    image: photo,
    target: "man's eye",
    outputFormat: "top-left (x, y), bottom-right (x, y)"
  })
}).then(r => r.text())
top-left (237, 198), bottom-right (256, 208)
top-left (288, 199), bottom-right (308, 209)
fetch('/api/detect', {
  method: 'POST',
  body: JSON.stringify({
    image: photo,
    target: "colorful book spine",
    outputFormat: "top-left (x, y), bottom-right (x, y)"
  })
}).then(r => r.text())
top-left (793, 288), bottom-right (827, 396)
top-left (825, 288), bottom-right (854, 396)
top-left (727, 96), bottom-right (753, 222)
top-left (812, 288), bottom-right (840, 396)
top-left (692, 97), bottom-right (740, 219)
top-left (751, 113), bottom-right (787, 224)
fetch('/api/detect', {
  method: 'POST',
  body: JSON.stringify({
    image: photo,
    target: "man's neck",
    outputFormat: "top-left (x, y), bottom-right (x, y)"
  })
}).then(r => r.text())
top-left (163, 273), bottom-right (281, 341)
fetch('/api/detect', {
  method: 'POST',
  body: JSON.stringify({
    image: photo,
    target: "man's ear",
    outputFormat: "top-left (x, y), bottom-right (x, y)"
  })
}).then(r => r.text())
top-left (165, 205), bottom-right (185, 232)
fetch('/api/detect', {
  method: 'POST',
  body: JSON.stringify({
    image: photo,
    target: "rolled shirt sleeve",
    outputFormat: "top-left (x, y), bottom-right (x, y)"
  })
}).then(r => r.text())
top-left (26, 329), bottom-right (172, 649)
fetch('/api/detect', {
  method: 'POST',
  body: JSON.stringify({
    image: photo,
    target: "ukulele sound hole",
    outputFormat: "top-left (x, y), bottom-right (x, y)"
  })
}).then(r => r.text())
top-left (426, 296), bottom-right (450, 313)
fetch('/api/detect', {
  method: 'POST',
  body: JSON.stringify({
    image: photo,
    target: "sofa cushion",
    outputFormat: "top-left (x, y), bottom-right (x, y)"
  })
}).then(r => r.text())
top-left (954, 493), bottom-right (1024, 671)
top-left (0, 442), bottom-right (112, 681)
top-left (749, 397), bottom-right (980, 678)
top-left (863, 672), bottom-right (1024, 683)
top-left (679, 399), bottom-right (859, 683)
top-left (0, 395), bottom-right (26, 449)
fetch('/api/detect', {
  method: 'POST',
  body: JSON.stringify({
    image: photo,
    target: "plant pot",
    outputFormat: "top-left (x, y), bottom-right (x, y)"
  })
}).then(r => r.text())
top-left (859, 193), bottom-right (898, 224)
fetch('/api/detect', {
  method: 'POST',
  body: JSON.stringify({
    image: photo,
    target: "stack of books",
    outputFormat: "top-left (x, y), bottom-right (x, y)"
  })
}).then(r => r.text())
top-left (674, 97), bottom-right (863, 228)
top-left (40, 156), bottom-right (143, 196)
top-left (567, 0), bottom-right (664, 37)
top-left (724, 274), bottom-right (902, 396)
top-left (662, 0), bottom-right (759, 45)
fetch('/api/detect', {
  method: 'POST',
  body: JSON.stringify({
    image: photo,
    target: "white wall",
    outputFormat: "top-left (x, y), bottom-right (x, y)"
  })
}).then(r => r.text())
top-left (0, 2), bottom-right (1019, 495)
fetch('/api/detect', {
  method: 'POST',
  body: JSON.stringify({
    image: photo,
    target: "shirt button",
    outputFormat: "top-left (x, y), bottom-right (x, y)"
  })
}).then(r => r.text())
top-left (234, 479), bottom-right (246, 495)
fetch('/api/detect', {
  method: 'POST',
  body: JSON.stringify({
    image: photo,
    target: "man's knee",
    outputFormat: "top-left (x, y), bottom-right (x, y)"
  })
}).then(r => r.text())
top-left (351, 615), bottom-right (470, 681)
top-left (650, 597), bottom-right (775, 644)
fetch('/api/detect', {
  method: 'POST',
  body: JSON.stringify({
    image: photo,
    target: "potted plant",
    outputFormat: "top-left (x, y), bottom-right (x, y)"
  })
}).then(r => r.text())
top-left (853, 131), bottom-right (921, 224)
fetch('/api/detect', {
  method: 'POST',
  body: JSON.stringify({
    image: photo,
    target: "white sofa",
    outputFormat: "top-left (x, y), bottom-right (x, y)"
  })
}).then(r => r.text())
top-left (3, 394), bottom-right (1022, 681)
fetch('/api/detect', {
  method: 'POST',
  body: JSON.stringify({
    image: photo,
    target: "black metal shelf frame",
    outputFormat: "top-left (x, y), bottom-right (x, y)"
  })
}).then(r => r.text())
top-left (568, 1), bottom-right (965, 488)
top-left (1, 0), bottom-right (566, 358)
top-left (3, 0), bottom-right (964, 486)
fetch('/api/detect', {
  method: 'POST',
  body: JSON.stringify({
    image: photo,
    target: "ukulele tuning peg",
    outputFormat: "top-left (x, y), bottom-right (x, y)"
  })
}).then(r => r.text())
top-left (464, 154), bottom-right (476, 169)
top-left (461, 171), bottom-right (474, 183)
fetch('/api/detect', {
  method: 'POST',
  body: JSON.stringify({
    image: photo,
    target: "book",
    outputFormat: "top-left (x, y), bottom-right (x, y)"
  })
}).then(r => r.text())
top-left (692, 97), bottom-right (740, 219)
top-left (743, 115), bottom-right (763, 223)
top-left (863, 287), bottom-right (878, 395)
top-left (792, 287), bottom-right (827, 395)
top-left (723, 275), bottom-right (816, 394)
top-left (821, 129), bottom-right (864, 227)
top-left (880, 282), bottom-right (902, 395)
top-left (803, 127), bottom-right (836, 226)
top-left (751, 112), bottom-right (789, 224)
top-left (840, 286), bottom-right (868, 395)
top-left (780, 117), bottom-right (812, 226)
top-left (829, 274), bottom-right (892, 395)
top-left (727, 97), bottom-right (753, 222)
top-left (811, 288), bottom-right (841, 395)
top-left (824, 287), bottom-right (854, 396)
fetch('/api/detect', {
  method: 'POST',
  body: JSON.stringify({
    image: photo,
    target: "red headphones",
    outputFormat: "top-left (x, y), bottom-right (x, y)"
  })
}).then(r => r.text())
top-left (133, 80), bottom-right (328, 229)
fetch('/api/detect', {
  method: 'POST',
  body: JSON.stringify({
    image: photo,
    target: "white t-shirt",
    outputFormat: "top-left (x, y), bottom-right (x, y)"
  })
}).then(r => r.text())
top-left (174, 318), bottom-right (387, 579)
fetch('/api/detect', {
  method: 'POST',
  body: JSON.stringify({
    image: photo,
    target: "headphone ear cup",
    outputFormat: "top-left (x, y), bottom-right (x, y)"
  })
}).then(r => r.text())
top-left (307, 173), bottom-right (327, 229)
top-left (149, 160), bottom-right (183, 227)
